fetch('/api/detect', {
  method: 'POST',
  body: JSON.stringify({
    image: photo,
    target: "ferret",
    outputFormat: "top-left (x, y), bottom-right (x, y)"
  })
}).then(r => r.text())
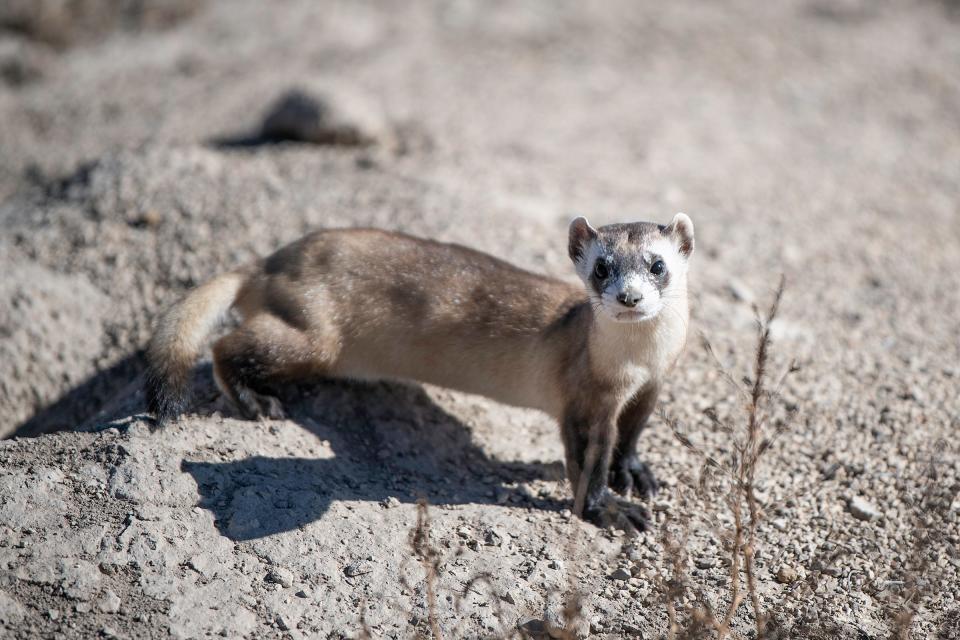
top-left (145, 214), bottom-right (694, 530)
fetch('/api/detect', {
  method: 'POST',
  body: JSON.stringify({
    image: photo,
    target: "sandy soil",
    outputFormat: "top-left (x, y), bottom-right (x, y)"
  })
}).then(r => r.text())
top-left (1, 1), bottom-right (959, 638)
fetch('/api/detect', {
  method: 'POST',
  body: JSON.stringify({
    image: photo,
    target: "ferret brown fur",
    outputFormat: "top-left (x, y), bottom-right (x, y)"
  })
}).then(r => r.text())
top-left (146, 215), bottom-right (694, 529)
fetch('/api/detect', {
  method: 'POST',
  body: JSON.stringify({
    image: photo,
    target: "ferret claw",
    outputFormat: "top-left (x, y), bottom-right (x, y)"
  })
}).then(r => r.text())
top-left (583, 489), bottom-right (650, 534)
top-left (610, 454), bottom-right (659, 499)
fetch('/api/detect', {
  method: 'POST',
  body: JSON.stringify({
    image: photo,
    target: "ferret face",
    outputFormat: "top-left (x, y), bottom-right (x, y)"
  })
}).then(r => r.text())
top-left (568, 214), bottom-right (694, 323)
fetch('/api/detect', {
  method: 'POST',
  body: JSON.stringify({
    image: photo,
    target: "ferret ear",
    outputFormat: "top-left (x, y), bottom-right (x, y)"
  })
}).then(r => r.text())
top-left (568, 216), bottom-right (598, 263)
top-left (666, 212), bottom-right (694, 258)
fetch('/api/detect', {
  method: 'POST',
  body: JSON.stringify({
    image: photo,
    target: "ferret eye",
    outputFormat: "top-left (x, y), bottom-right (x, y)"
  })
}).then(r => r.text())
top-left (650, 260), bottom-right (666, 276)
top-left (594, 261), bottom-right (609, 279)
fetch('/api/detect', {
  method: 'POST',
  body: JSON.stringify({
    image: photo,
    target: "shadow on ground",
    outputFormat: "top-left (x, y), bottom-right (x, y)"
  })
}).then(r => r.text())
top-left (181, 379), bottom-right (567, 540)
top-left (13, 350), bottom-right (568, 541)
top-left (12, 352), bottom-right (147, 438)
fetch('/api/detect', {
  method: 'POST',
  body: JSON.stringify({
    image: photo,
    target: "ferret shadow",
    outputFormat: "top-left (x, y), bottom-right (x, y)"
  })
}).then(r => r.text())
top-left (12, 352), bottom-right (146, 438)
top-left (179, 371), bottom-right (568, 541)
top-left (12, 355), bottom-right (569, 540)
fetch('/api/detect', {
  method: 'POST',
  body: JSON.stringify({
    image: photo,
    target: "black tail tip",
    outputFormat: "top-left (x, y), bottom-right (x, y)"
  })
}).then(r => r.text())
top-left (145, 370), bottom-right (188, 429)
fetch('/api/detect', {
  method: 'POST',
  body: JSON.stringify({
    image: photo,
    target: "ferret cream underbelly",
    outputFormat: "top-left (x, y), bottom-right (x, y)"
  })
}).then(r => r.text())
top-left (330, 333), bottom-right (564, 417)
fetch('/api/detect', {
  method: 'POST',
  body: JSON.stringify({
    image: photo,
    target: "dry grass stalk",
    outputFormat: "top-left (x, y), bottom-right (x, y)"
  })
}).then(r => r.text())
top-left (410, 498), bottom-right (444, 640)
top-left (404, 499), bottom-right (519, 639)
top-left (885, 438), bottom-right (959, 640)
top-left (661, 276), bottom-right (796, 638)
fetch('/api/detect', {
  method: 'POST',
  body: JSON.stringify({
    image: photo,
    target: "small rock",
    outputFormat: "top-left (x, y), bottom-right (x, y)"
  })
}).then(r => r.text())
top-left (502, 589), bottom-right (519, 605)
top-left (261, 86), bottom-right (387, 147)
top-left (100, 626), bottom-right (118, 638)
top-left (48, 609), bottom-right (60, 620)
top-left (380, 496), bottom-right (400, 509)
top-left (0, 37), bottom-right (52, 88)
top-left (128, 209), bottom-right (162, 228)
top-left (726, 278), bottom-right (754, 303)
top-left (343, 561), bottom-right (371, 577)
top-left (901, 386), bottom-right (925, 405)
top-left (519, 618), bottom-right (547, 636)
top-left (609, 567), bottom-right (632, 581)
top-left (0, 591), bottom-right (26, 624)
top-left (275, 613), bottom-right (295, 631)
top-left (355, 154), bottom-right (377, 170)
top-left (546, 618), bottom-right (567, 639)
top-left (187, 554), bottom-right (215, 578)
top-left (98, 589), bottom-right (121, 613)
top-left (266, 567), bottom-right (294, 588)
top-left (820, 462), bottom-right (841, 480)
top-left (847, 496), bottom-right (880, 521)
top-left (483, 528), bottom-right (503, 546)
top-left (695, 557), bottom-right (717, 569)
top-left (776, 565), bottom-right (799, 584)
top-left (295, 589), bottom-right (310, 599)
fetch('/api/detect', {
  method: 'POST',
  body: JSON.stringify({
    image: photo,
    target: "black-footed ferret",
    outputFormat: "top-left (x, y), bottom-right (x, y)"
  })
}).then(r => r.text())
top-left (145, 215), bottom-right (694, 530)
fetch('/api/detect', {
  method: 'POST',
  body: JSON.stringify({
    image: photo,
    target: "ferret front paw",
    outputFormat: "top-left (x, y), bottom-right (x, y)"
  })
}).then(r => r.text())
top-left (609, 454), bottom-right (659, 499)
top-left (582, 489), bottom-right (650, 533)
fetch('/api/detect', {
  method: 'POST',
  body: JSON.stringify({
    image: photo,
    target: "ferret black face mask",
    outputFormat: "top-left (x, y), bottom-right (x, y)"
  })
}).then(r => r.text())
top-left (569, 213), bottom-right (694, 323)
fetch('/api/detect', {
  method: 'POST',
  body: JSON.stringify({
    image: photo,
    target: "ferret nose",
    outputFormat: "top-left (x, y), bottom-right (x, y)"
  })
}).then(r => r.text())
top-left (617, 292), bottom-right (641, 308)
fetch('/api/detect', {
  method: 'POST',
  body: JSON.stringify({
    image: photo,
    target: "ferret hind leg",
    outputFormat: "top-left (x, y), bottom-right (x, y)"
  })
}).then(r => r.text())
top-left (212, 313), bottom-right (333, 420)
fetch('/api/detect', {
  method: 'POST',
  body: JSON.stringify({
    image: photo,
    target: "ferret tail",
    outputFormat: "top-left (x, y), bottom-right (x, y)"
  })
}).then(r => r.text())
top-left (145, 269), bottom-right (249, 425)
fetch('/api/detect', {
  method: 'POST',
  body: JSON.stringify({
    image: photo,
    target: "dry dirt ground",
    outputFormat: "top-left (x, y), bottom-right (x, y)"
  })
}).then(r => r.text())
top-left (1, 1), bottom-right (959, 638)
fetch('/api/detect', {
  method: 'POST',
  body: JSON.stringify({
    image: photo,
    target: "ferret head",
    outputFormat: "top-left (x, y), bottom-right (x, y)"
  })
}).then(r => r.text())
top-left (568, 213), bottom-right (694, 323)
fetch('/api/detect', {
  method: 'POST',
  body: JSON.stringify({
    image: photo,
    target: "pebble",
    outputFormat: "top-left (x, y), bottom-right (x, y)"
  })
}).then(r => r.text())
top-left (847, 496), bottom-right (880, 521)
top-left (726, 278), bottom-right (755, 303)
top-left (343, 561), bottom-right (371, 577)
top-left (484, 528), bottom-right (503, 546)
top-left (266, 567), bottom-right (294, 588)
top-left (98, 589), bottom-right (121, 613)
top-left (776, 565), bottom-right (799, 584)
top-left (519, 618), bottom-right (547, 636)
top-left (380, 496), bottom-right (400, 509)
top-left (695, 557), bottom-right (717, 569)
top-left (276, 613), bottom-right (295, 631)
top-left (609, 567), bottom-right (632, 581)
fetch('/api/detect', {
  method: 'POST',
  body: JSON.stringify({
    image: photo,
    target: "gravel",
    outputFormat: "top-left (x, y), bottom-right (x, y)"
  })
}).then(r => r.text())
top-left (847, 496), bottom-right (882, 522)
